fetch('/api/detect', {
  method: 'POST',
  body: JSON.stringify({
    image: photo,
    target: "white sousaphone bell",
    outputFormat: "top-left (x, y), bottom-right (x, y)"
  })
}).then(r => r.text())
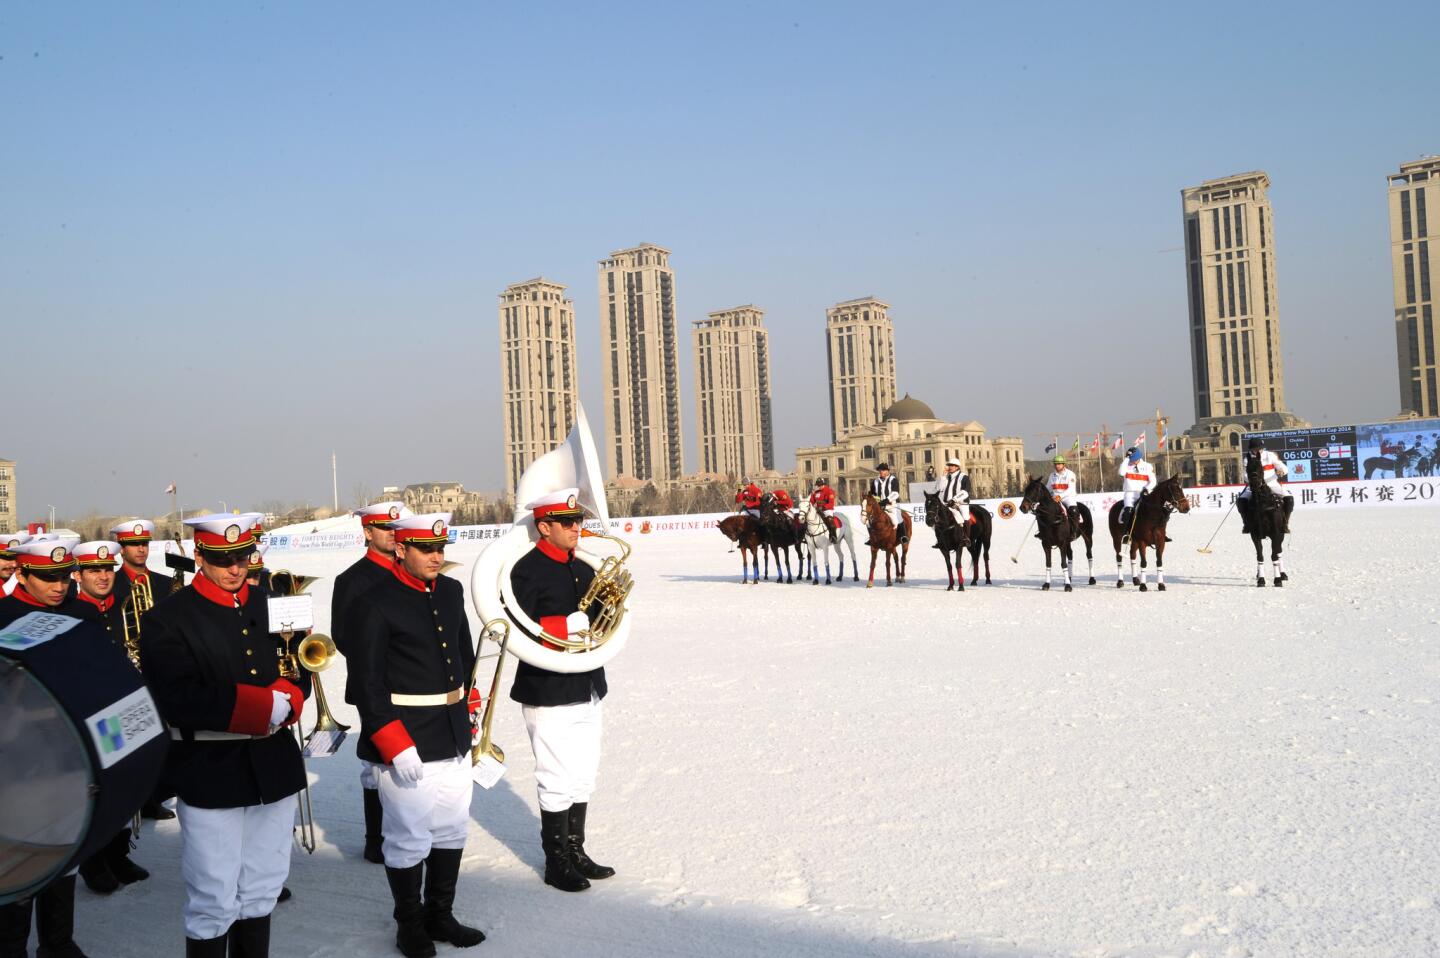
top-left (470, 404), bottom-right (633, 673)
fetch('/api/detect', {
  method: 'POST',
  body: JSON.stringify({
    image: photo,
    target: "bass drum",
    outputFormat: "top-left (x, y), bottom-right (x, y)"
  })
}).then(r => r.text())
top-left (0, 612), bottom-right (168, 904)
top-left (471, 522), bottom-right (630, 674)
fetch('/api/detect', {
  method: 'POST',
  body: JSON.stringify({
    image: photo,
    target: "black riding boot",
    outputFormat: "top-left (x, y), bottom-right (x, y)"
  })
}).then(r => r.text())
top-left (226, 915), bottom-right (270, 958)
top-left (34, 876), bottom-right (86, 958)
top-left (1237, 499), bottom-right (1252, 535)
top-left (363, 788), bottom-right (385, 864)
top-left (384, 864), bottom-right (435, 958)
top-left (1119, 507), bottom-right (1133, 541)
top-left (540, 809), bottom-right (589, 892)
top-left (108, 827), bottom-right (149, 884)
top-left (184, 935), bottom-right (227, 957)
top-left (79, 846), bottom-right (121, 895)
top-left (0, 901), bottom-right (33, 958)
top-left (566, 803), bottom-right (615, 880)
top-left (422, 848), bottom-right (485, 947)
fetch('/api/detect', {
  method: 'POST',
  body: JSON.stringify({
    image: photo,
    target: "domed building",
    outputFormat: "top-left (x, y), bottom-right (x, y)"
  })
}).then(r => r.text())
top-left (795, 393), bottom-right (1025, 502)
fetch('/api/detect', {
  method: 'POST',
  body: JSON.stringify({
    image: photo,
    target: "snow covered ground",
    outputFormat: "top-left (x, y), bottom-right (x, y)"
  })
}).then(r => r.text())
top-left (75, 506), bottom-right (1439, 957)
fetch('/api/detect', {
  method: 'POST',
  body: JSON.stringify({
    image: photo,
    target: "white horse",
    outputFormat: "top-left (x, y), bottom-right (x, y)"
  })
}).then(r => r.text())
top-left (796, 501), bottom-right (859, 584)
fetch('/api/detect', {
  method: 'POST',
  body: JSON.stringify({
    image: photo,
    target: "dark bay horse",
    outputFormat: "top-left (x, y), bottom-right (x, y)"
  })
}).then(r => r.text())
top-left (717, 514), bottom-right (764, 584)
top-left (860, 495), bottom-right (911, 587)
top-left (1106, 475), bottom-right (1190, 591)
top-left (1019, 477), bottom-right (1094, 591)
top-left (758, 494), bottom-right (806, 583)
top-left (1243, 473), bottom-right (1288, 588)
top-left (923, 491), bottom-right (992, 590)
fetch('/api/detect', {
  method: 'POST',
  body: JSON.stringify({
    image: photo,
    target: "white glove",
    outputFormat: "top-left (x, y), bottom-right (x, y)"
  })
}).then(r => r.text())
top-left (268, 691), bottom-right (292, 729)
top-left (391, 746), bottom-right (424, 785)
top-left (565, 611), bottom-right (590, 636)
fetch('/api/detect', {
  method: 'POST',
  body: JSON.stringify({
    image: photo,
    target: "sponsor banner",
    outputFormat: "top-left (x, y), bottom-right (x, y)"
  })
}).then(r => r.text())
top-left (0, 611), bottom-right (83, 651)
top-left (85, 686), bottom-right (165, 770)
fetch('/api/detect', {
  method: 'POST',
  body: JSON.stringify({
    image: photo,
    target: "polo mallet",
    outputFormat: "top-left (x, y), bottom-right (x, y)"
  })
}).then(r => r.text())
top-left (1195, 501), bottom-right (1236, 554)
top-left (1009, 513), bottom-right (1037, 563)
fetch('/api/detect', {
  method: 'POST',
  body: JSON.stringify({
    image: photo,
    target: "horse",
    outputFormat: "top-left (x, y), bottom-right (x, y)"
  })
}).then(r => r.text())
top-left (795, 500), bottom-right (859, 584)
top-left (1243, 477), bottom-right (1288, 588)
top-left (860, 495), bottom-right (911, 588)
top-left (1363, 447), bottom-right (1418, 479)
top-left (1018, 477), bottom-right (1094, 591)
top-left (922, 491), bottom-right (992, 590)
top-left (717, 514), bottom-right (765, 584)
top-left (1106, 475), bottom-right (1190, 591)
top-left (757, 494), bottom-right (807, 584)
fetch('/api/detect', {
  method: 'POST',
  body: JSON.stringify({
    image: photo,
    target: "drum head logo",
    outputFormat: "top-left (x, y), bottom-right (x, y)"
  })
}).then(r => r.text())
top-left (224, 525), bottom-right (241, 544)
top-left (50, 546), bottom-right (66, 562)
top-left (431, 520), bottom-right (445, 536)
top-left (998, 501), bottom-right (1017, 519)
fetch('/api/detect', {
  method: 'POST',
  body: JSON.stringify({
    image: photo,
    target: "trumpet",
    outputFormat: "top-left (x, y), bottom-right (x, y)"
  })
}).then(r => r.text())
top-left (117, 575), bottom-right (155, 669)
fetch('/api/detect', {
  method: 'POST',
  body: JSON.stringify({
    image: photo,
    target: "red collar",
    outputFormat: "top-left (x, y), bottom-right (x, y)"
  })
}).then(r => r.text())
top-left (12, 586), bottom-right (48, 608)
top-left (192, 571), bottom-right (249, 608)
top-left (536, 539), bottom-right (573, 563)
top-left (122, 565), bottom-right (149, 583)
top-left (391, 560), bottom-right (434, 593)
top-left (365, 548), bottom-right (393, 570)
top-left (77, 591), bottom-right (114, 613)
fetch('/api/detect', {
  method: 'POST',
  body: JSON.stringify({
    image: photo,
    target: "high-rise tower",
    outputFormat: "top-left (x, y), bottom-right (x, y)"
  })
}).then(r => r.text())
top-left (693, 305), bottom-right (774, 478)
top-left (498, 278), bottom-right (579, 495)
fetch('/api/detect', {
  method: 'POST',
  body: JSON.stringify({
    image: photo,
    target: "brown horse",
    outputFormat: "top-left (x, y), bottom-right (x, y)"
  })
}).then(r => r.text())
top-left (861, 495), bottom-right (911, 588)
top-left (1107, 475), bottom-right (1191, 591)
top-left (717, 514), bottom-right (764, 584)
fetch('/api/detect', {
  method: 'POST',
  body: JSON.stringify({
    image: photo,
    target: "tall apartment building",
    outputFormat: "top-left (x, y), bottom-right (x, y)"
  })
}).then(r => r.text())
top-left (692, 306), bottom-right (774, 478)
top-left (0, 458), bottom-right (15, 535)
top-left (498, 278), bottom-right (579, 495)
top-left (826, 296), bottom-right (897, 442)
top-left (1389, 157), bottom-right (1440, 417)
top-left (598, 244), bottom-right (684, 482)
top-left (1181, 172), bottom-right (1288, 422)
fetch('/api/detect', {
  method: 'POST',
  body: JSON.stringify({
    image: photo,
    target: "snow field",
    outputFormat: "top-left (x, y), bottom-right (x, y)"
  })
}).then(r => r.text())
top-left (76, 506), bottom-right (1439, 957)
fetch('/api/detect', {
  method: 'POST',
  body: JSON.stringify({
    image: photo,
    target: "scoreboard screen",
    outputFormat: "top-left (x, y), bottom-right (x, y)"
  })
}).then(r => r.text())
top-left (1250, 426), bottom-right (1358, 482)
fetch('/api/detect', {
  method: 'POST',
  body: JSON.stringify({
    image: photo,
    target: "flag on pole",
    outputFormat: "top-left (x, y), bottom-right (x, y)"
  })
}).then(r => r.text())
top-left (164, 482), bottom-right (177, 494)
top-left (1158, 433), bottom-right (1168, 450)
top-left (1135, 432), bottom-right (1147, 449)
top-left (1070, 435), bottom-right (1081, 453)
top-left (1044, 438), bottom-right (1057, 454)
top-left (1110, 435), bottom-right (1123, 451)
top-left (1090, 434), bottom-right (1101, 455)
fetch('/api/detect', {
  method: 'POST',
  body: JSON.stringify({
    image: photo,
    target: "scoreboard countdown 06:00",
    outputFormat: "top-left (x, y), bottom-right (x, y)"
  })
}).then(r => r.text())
top-left (1251, 426), bottom-right (1359, 482)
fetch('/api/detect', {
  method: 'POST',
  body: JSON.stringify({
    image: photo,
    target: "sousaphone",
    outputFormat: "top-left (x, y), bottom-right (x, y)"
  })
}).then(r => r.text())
top-left (470, 404), bottom-right (633, 673)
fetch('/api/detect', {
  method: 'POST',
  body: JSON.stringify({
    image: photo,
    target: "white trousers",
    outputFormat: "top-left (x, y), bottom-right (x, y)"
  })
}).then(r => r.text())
top-left (948, 504), bottom-right (969, 525)
top-left (377, 753), bottom-right (471, 868)
top-left (177, 798), bottom-right (295, 940)
top-left (885, 504), bottom-right (902, 526)
top-left (522, 696), bottom-right (602, 813)
top-left (359, 758), bottom-right (380, 791)
top-left (1122, 489), bottom-right (1144, 508)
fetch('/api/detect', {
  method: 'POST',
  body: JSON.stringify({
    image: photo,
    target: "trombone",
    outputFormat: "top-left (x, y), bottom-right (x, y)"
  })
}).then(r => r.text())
top-left (117, 576), bottom-right (155, 669)
top-left (468, 620), bottom-right (511, 785)
top-left (270, 569), bottom-right (347, 853)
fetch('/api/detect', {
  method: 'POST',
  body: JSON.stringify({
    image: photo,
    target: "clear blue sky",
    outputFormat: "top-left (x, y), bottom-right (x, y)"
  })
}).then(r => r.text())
top-left (2, 2), bottom-right (1430, 518)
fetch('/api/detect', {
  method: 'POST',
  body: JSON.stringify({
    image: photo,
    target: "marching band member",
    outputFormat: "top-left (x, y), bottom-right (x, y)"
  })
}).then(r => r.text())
top-left (1236, 437), bottom-right (1294, 534)
top-left (1045, 454), bottom-right (1084, 528)
top-left (109, 518), bottom-right (173, 608)
top-left (867, 463), bottom-right (906, 545)
top-left (939, 457), bottom-right (972, 530)
top-left (245, 543), bottom-right (269, 591)
top-left (735, 478), bottom-right (762, 518)
top-left (68, 540), bottom-right (156, 896)
top-left (332, 500), bottom-right (412, 866)
top-left (138, 513), bottom-right (308, 958)
top-left (510, 488), bottom-right (615, 894)
top-left (1118, 447), bottom-right (1155, 540)
top-left (108, 517), bottom-right (177, 821)
top-left (0, 536), bottom-right (87, 623)
top-left (0, 538), bottom-right (94, 958)
top-left (0, 531), bottom-right (28, 596)
top-left (809, 477), bottom-right (840, 543)
top-left (351, 512), bottom-right (486, 956)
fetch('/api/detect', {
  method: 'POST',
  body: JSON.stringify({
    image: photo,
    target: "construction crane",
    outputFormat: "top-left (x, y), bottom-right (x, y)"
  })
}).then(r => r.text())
top-left (1124, 408), bottom-right (1171, 451)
